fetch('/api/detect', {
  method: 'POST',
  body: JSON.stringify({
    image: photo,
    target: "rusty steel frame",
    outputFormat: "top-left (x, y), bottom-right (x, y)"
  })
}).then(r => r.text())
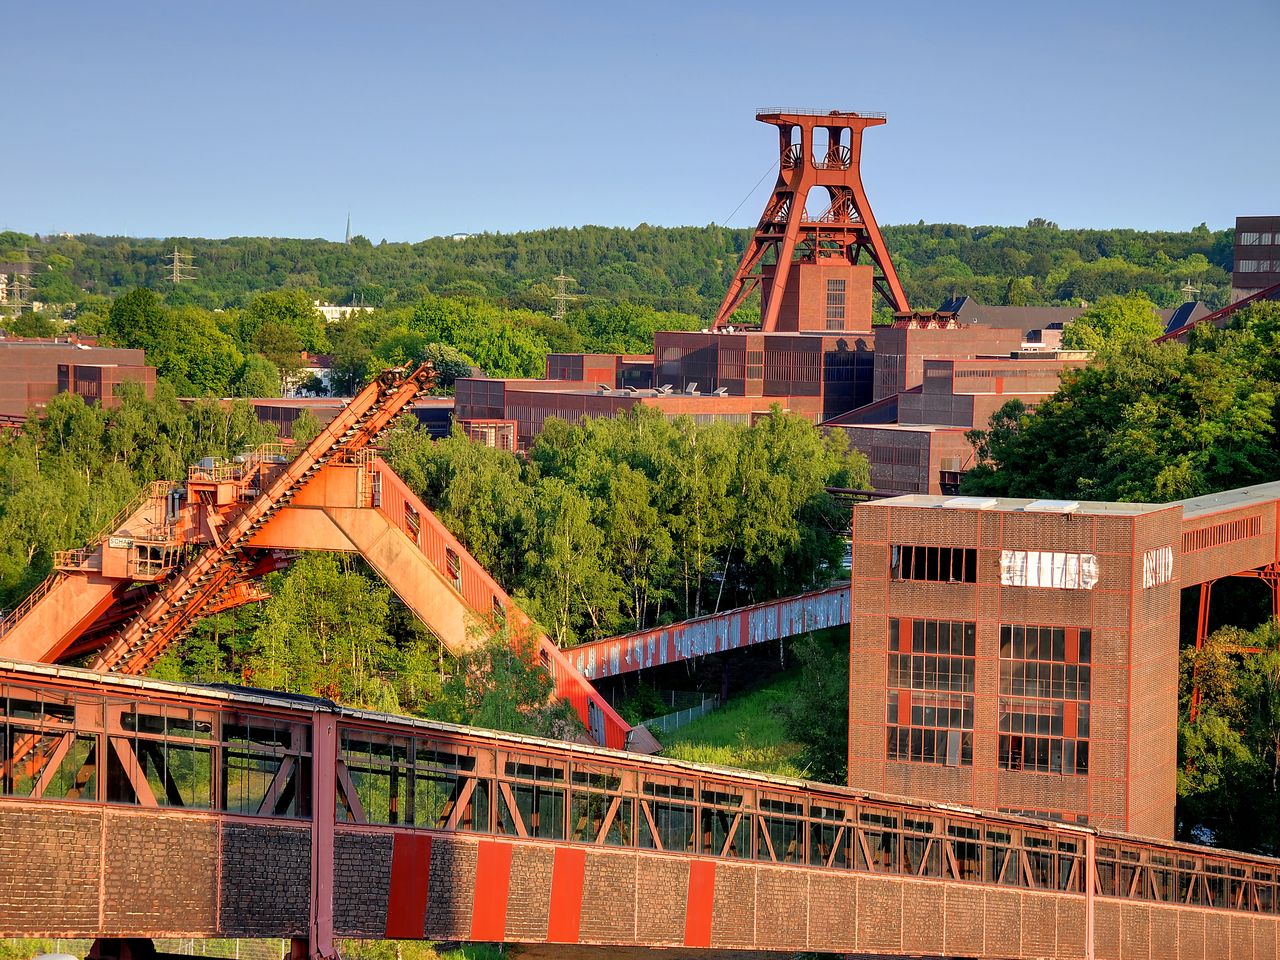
top-left (568, 584), bottom-right (851, 681)
top-left (4, 662), bottom-right (1280, 934)
top-left (1188, 563), bottom-right (1279, 723)
top-left (715, 110), bottom-right (910, 331)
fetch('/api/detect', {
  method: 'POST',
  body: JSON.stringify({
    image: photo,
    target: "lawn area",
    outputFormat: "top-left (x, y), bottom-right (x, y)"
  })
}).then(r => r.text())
top-left (657, 668), bottom-right (807, 779)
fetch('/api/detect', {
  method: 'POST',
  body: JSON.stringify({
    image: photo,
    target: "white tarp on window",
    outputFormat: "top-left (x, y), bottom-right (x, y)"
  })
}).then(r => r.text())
top-left (1142, 545), bottom-right (1174, 589)
top-left (1000, 550), bottom-right (1099, 590)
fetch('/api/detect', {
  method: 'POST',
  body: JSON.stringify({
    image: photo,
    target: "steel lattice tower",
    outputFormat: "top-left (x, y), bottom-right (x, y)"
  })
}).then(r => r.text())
top-left (715, 109), bottom-right (910, 331)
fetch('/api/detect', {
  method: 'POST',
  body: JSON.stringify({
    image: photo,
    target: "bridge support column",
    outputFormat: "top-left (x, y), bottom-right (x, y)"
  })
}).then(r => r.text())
top-left (1189, 580), bottom-right (1216, 723)
top-left (308, 712), bottom-right (339, 960)
top-left (1084, 833), bottom-right (1096, 960)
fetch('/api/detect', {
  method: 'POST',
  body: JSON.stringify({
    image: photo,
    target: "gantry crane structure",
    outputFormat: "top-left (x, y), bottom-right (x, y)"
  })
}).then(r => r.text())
top-left (714, 109), bottom-right (910, 331)
top-left (0, 364), bottom-right (653, 753)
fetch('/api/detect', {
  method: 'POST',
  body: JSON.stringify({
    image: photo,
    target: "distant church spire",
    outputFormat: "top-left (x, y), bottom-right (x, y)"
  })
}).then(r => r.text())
top-left (345, 212), bottom-right (351, 245)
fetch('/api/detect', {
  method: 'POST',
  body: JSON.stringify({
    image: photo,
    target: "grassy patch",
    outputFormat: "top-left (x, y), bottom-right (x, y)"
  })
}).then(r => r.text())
top-left (658, 669), bottom-right (807, 779)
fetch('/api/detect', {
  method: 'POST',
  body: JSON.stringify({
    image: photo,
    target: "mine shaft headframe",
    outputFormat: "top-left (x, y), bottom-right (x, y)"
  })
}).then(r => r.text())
top-left (714, 108), bottom-right (910, 331)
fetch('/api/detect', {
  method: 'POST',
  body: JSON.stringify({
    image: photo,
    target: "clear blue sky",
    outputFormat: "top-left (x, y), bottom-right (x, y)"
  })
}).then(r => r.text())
top-left (8, 0), bottom-right (1277, 241)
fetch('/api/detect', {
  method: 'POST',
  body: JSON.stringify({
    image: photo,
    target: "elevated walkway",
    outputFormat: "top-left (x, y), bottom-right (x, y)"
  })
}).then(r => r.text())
top-left (2, 659), bottom-right (1277, 960)
top-left (570, 584), bottom-right (850, 681)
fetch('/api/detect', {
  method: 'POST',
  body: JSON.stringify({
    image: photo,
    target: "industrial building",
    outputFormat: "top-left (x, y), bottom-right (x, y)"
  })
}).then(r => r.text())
top-left (848, 482), bottom-right (1280, 839)
top-left (0, 335), bottom-right (156, 421)
top-left (1232, 215), bottom-right (1280, 301)
top-left (450, 110), bottom-right (1101, 485)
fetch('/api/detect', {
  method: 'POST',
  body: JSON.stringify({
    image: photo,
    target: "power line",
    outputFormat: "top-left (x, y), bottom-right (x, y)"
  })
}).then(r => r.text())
top-left (551, 272), bottom-right (577, 321)
top-left (164, 247), bottom-right (197, 284)
top-left (716, 158), bottom-right (778, 227)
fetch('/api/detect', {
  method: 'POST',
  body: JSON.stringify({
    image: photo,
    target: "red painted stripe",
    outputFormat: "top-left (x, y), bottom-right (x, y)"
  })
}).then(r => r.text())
top-left (683, 859), bottom-right (716, 948)
top-left (470, 840), bottom-right (513, 941)
top-left (547, 847), bottom-right (586, 943)
top-left (385, 833), bottom-right (432, 938)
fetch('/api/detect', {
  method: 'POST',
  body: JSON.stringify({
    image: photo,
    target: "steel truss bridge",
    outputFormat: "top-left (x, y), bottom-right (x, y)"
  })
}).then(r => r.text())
top-left (2, 659), bottom-right (1278, 960)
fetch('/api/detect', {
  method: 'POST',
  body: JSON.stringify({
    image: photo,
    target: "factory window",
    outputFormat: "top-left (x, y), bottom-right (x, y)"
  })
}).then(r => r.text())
top-left (998, 624), bottom-right (1091, 776)
top-left (1183, 515), bottom-right (1261, 552)
top-left (1238, 260), bottom-right (1259, 273)
top-left (890, 544), bottom-right (977, 583)
top-left (886, 618), bottom-right (975, 767)
top-left (826, 278), bottom-right (846, 327)
top-left (1239, 232), bottom-right (1261, 245)
top-left (999, 550), bottom-right (1098, 590)
top-left (1142, 546), bottom-right (1174, 588)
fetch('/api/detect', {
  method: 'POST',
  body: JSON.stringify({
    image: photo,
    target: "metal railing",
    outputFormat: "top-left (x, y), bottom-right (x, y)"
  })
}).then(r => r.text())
top-left (641, 694), bottom-right (719, 735)
top-left (756, 107), bottom-right (887, 119)
top-left (0, 573), bottom-right (64, 638)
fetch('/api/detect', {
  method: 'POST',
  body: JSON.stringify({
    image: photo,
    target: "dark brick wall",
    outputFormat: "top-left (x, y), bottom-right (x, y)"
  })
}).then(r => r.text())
top-left (0, 804), bottom-right (102, 936)
top-left (102, 810), bottom-right (218, 935)
top-left (219, 821), bottom-right (311, 937)
top-left (425, 837), bottom-right (475, 940)
top-left (333, 830), bottom-right (391, 937)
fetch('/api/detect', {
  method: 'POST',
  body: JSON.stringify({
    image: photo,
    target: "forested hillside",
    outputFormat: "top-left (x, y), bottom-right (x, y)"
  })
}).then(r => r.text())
top-left (2, 219), bottom-right (1235, 320)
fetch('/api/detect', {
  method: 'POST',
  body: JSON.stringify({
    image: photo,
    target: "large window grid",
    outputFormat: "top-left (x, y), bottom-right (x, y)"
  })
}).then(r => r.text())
top-left (0, 683), bottom-right (311, 816)
top-left (890, 544), bottom-right (977, 583)
top-left (887, 618), bottom-right (975, 767)
top-left (998, 624), bottom-right (1091, 776)
top-left (338, 729), bottom-right (488, 831)
top-left (826, 278), bottom-right (846, 328)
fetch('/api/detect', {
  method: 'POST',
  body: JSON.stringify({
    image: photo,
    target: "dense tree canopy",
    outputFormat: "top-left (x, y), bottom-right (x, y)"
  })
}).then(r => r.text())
top-left (1179, 622), bottom-right (1280, 854)
top-left (963, 301), bottom-right (1280, 502)
top-left (387, 406), bottom-right (867, 644)
top-left (0, 385), bottom-right (275, 607)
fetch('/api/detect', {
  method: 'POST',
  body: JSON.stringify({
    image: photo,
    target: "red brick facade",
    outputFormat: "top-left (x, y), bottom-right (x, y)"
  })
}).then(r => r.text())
top-left (847, 488), bottom-right (1280, 839)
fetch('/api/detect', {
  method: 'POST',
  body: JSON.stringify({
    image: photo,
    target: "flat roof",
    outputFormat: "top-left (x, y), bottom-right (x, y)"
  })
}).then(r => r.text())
top-left (867, 492), bottom-right (1171, 517)
top-left (834, 423), bottom-right (967, 434)
top-left (1176, 479), bottom-right (1280, 519)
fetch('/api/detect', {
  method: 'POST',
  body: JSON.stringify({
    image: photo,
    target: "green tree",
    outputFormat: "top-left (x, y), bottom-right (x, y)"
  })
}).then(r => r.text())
top-left (248, 553), bottom-right (401, 711)
top-left (429, 632), bottom-right (580, 739)
top-left (232, 353), bottom-right (281, 397)
top-left (965, 304), bottom-right (1280, 502)
top-left (1061, 292), bottom-right (1166, 351)
top-left (241, 289), bottom-right (329, 352)
top-left (1178, 622), bottom-right (1280, 853)
top-left (783, 632), bottom-right (850, 783)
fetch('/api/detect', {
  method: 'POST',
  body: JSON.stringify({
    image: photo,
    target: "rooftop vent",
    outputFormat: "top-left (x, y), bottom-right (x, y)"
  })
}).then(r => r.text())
top-left (1023, 499), bottom-right (1080, 514)
top-left (938, 497), bottom-right (998, 510)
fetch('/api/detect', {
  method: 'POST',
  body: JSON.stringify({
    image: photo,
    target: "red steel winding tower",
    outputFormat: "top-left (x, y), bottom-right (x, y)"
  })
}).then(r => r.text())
top-left (715, 109), bottom-right (910, 332)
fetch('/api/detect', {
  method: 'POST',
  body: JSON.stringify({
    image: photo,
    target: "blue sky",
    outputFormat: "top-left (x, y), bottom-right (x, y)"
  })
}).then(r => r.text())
top-left (8, 0), bottom-right (1277, 240)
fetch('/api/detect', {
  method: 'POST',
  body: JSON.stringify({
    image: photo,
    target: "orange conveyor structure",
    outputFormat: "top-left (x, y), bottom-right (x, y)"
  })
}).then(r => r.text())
top-left (0, 364), bottom-right (652, 753)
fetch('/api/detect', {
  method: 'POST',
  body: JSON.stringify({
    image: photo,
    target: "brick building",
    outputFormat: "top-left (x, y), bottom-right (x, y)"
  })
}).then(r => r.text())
top-left (456, 376), bottom-right (820, 450)
top-left (1232, 215), bottom-right (1280, 301)
top-left (0, 337), bottom-right (156, 420)
top-left (545, 353), bottom-right (653, 390)
top-left (653, 330), bottom-right (876, 422)
top-left (829, 343), bottom-right (1091, 495)
top-left (848, 482), bottom-right (1280, 839)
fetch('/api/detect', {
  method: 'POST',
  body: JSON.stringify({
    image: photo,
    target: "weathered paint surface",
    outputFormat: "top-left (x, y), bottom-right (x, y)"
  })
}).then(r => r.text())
top-left (570, 585), bottom-right (851, 680)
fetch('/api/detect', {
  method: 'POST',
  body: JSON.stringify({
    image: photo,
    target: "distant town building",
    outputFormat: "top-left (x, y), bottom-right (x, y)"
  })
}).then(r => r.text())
top-left (313, 300), bottom-right (375, 324)
top-left (1232, 215), bottom-right (1280, 301)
